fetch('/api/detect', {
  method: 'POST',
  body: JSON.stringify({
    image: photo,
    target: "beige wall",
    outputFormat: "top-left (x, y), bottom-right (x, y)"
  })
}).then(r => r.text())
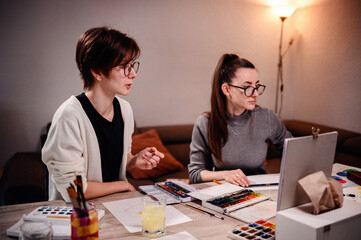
top-left (282, 0), bottom-right (361, 132)
top-left (0, 0), bottom-right (360, 167)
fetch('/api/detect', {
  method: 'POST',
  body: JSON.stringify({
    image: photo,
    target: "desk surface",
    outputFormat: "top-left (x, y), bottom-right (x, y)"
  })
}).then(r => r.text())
top-left (0, 183), bottom-right (277, 240)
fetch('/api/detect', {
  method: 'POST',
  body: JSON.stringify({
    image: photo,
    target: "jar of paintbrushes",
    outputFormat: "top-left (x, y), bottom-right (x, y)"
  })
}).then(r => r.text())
top-left (67, 176), bottom-right (99, 240)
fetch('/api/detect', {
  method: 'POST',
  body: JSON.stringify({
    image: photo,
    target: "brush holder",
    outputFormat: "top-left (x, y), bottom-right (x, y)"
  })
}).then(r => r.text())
top-left (70, 202), bottom-right (99, 240)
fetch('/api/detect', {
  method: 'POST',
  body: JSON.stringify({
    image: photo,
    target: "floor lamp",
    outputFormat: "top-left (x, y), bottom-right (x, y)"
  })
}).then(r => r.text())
top-left (273, 6), bottom-right (296, 116)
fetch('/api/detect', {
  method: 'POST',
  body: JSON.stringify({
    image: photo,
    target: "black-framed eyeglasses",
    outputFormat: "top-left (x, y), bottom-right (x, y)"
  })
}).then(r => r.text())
top-left (228, 84), bottom-right (266, 97)
top-left (124, 61), bottom-right (140, 77)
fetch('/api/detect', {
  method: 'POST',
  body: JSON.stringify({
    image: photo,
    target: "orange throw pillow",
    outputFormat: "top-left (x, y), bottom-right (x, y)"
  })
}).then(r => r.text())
top-left (128, 129), bottom-right (184, 179)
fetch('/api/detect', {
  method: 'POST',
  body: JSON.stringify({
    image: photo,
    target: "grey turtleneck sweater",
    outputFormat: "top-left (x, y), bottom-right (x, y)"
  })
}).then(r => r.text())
top-left (188, 107), bottom-right (292, 183)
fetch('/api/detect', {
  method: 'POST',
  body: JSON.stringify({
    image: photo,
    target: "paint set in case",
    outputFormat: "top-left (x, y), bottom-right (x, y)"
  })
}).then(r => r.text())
top-left (24, 206), bottom-right (73, 222)
top-left (227, 220), bottom-right (275, 240)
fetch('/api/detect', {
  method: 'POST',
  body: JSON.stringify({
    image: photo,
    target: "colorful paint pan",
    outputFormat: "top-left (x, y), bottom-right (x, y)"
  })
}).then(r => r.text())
top-left (343, 169), bottom-right (359, 172)
top-left (336, 169), bottom-right (359, 177)
top-left (228, 221), bottom-right (275, 240)
top-left (336, 172), bottom-right (347, 177)
top-left (331, 176), bottom-right (342, 180)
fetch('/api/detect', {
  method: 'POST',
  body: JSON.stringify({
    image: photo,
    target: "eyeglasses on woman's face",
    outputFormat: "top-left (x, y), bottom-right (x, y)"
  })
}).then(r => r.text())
top-left (228, 84), bottom-right (266, 97)
top-left (123, 61), bottom-right (140, 77)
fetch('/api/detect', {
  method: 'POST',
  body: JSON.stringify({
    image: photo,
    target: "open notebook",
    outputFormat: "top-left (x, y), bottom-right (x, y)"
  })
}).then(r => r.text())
top-left (188, 182), bottom-right (276, 223)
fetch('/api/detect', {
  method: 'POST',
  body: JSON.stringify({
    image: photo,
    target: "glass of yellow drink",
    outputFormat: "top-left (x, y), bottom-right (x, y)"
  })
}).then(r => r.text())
top-left (141, 195), bottom-right (166, 238)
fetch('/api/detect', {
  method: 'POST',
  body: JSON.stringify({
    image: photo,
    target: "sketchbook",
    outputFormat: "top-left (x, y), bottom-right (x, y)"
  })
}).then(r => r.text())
top-left (139, 180), bottom-right (197, 204)
top-left (188, 182), bottom-right (273, 222)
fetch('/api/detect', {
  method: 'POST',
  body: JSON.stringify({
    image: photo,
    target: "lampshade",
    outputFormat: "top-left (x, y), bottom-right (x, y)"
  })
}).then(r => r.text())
top-left (273, 5), bottom-right (296, 18)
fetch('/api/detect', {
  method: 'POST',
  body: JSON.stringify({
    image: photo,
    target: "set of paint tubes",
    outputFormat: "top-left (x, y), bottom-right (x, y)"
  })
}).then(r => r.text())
top-left (66, 175), bottom-right (88, 217)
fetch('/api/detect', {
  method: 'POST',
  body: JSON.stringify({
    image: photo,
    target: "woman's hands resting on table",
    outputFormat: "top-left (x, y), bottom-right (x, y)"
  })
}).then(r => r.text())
top-left (223, 169), bottom-right (250, 187)
top-left (200, 168), bottom-right (250, 187)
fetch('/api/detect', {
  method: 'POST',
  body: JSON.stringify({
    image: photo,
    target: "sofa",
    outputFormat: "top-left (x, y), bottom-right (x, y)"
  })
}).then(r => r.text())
top-left (0, 152), bottom-right (46, 206)
top-left (0, 120), bottom-right (360, 205)
top-left (128, 120), bottom-right (361, 189)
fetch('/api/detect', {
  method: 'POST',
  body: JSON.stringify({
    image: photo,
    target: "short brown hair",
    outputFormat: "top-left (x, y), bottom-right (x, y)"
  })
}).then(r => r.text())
top-left (76, 26), bottom-right (140, 89)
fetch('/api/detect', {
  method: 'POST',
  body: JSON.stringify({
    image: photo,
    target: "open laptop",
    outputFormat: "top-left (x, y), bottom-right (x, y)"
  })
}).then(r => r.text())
top-left (277, 131), bottom-right (338, 211)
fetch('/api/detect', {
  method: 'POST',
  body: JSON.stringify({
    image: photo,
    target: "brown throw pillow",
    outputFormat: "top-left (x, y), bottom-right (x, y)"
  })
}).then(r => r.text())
top-left (128, 129), bottom-right (184, 179)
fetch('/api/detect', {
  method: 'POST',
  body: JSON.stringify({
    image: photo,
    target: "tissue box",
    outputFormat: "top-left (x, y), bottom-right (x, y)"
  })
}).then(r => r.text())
top-left (276, 199), bottom-right (361, 240)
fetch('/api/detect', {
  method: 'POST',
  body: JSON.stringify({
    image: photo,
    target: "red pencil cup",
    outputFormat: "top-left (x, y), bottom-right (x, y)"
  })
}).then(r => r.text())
top-left (71, 203), bottom-right (99, 240)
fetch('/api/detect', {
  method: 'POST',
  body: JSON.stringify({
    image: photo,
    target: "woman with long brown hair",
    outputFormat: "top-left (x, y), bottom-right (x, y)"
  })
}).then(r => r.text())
top-left (188, 53), bottom-right (291, 186)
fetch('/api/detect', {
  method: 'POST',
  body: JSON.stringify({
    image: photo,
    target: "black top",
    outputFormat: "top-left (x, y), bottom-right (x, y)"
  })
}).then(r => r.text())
top-left (76, 93), bottom-right (124, 182)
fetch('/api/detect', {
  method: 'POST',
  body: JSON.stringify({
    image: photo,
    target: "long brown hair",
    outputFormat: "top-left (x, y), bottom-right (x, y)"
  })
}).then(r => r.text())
top-left (208, 54), bottom-right (255, 162)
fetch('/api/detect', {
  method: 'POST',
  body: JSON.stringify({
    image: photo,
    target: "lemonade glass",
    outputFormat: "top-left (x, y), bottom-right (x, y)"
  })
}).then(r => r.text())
top-left (141, 195), bottom-right (166, 237)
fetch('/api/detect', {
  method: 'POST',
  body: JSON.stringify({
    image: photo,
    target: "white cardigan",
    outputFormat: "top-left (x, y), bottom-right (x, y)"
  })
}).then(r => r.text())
top-left (42, 95), bottom-right (134, 202)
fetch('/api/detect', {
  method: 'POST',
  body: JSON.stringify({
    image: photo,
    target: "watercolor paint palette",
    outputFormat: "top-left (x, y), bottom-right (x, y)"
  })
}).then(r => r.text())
top-left (331, 163), bottom-right (361, 188)
top-left (23, 206), bottom-right (105, 223)
top-left (140, 180), bottom-right (197, 203)
top-left (156, 181), bottom-right (191, 199)
top-left (204, 189), bottom-right (271, 214)
top-left (227, 220), bottom-right (275, 240)
top-left (24, 206), bottom-right (73, 222)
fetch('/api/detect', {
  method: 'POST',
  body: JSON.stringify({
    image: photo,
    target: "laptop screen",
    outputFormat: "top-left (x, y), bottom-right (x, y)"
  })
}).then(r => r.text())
top-left (277, 131), bottom-right (338, 211)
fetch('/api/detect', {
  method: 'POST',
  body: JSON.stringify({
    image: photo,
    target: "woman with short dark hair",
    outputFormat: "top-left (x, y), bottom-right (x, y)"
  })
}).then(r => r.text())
top-left (42, 27), bottom-right (164, 202)
top-left (188, 53), bottom-right (291, 186)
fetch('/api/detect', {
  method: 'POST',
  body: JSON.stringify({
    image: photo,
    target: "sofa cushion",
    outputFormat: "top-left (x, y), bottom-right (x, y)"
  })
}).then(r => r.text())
top-left (126, 174), bottom-right (155, 190)
top-left (334, 152), bottom-right (361, 168)
top-left (128, 129), bottom-right (184, 179)
top-left (265, 157), bottom-right (282, 174)
top-left (341, 136), bottom-right (361, 157)
top-left (163, 143), bottom-right (191, 166)
top-left (139, 124), bottom-right (193, 144)
top-left (155, 167), bottom-right (190, 183)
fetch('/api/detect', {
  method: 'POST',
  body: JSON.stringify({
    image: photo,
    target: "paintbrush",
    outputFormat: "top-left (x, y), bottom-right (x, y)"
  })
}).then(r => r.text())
top-left (76, 175), bottom-right (87, 212)
top-left (67, 185), bottom-right (80, 210)
top-left (66, 176), bottom-right (89, 217)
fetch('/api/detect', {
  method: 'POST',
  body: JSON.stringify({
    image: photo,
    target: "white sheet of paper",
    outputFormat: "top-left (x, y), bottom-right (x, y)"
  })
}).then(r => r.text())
top-left (103, 197), bottom-right (192, 233)
top-left (248, 185), bottom-right (278, 191)
top-left (156, 231), bottom-right (198, 240)
top-left (247, 173), bottom-right (280, 190)
top-left (247, 173), bottom-right (280, 184)
top-left (187, 182), bottom-right (243, 201)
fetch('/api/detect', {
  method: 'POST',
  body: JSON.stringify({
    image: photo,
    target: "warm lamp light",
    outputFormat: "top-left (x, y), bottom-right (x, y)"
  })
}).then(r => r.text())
top-left (273, 5), bottom-right (296, 18)
top-left (273, 4), bottom-right (296, 116)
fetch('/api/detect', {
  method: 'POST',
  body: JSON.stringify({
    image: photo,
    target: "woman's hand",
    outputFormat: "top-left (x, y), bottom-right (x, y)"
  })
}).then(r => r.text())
top-left (125, 181), bottom-right (136, 192)
top-left (223, 169), bottom-right (250, 187)
top-left (128, 147), bottom-right (165, 170)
